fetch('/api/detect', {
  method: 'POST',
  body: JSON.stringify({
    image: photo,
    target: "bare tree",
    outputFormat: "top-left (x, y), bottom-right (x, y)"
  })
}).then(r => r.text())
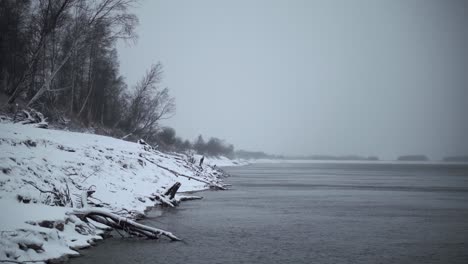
top-left (25, 0), bottom-right (138, 108)
top-left (7, 0), bottom-right (75, 104)
top-left (1, 0), bottom-right (181, 143)
top-left (122, 63), bottom-right (175, 140)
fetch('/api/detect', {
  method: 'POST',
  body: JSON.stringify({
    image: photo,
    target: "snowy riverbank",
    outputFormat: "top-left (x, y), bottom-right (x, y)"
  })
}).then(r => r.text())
top-left (0, 122), bottom-right (242, 263)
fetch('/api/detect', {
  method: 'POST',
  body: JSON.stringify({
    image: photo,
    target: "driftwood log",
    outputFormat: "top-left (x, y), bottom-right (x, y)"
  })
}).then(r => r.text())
top-left (73, 208), bottom-right (180, 241)
top-left (164, 182), bottom-right (181, 199)
top-left (71, 189), bottom-right (181, 241)
top-left (15, 109), bottom-right (48, 128)
top-left (152, 182), bottom-right (202, 207)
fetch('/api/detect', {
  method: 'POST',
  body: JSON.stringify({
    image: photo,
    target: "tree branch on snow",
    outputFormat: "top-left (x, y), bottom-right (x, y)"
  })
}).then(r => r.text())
top-left (22, 180), bottom-right (73, 207)
top-left (141, 156), bottom-right (227, 190)
top-left (81, 167), bottom-right (102, 183)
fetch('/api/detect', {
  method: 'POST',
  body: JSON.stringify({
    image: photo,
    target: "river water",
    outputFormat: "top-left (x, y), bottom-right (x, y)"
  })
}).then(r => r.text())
top-left (70, 163), bottom-right (468, 264)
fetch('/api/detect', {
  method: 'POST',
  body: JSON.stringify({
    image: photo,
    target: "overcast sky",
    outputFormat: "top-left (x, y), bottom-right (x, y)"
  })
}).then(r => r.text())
top-left (117, 0), bottom-right (468, 160)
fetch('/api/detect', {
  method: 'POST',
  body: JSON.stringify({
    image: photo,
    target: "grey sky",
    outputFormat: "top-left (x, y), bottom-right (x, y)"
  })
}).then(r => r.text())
top-left (117, 0), bottom-right (468, 160)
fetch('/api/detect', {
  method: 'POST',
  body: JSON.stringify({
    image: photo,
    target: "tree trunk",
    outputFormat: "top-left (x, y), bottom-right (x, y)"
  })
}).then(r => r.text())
top-left (164, 182), bottom-right (181, 199)
top-left (26, 44), bottom-right (75, 107)
top-left (78, 46), bottom-right (94, 117)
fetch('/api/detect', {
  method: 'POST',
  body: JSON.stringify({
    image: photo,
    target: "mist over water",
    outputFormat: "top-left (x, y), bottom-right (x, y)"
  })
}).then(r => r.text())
top-left (71, 163), bottom-right (468, 264)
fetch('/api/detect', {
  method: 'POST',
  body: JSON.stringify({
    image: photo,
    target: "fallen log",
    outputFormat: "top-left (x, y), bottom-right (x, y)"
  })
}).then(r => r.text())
top-left (152, 192), bottom-right (176, 207)
top-left (142, 156), bottom-right (227, 190)
top-left (73, 190), bottom-right (180, 241)
top-left (72, 208), bottom-right (180, 241)
top-left (152, 182), bottom-right (203, 206)
top-left (147, 182), bottom-right (181, 207)
top-left (14, 108), bottom-right (48, 128)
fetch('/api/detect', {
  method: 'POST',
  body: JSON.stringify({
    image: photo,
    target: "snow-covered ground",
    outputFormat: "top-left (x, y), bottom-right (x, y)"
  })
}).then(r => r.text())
top-left (0, 122), bottom-right (240, 263)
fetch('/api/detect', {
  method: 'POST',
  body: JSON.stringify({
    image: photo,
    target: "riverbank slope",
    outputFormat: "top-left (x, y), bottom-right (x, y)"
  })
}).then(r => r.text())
top-left (0, 122), bottom-right (238, 263)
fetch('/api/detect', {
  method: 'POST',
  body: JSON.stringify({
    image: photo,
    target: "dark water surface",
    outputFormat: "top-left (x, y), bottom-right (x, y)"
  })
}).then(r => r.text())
top-left (71, 163), bottom-right (468, 264)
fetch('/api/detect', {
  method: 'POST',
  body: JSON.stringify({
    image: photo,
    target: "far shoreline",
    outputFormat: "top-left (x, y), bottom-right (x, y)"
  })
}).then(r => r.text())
top-left (247, 159), bottom-right (468, 166)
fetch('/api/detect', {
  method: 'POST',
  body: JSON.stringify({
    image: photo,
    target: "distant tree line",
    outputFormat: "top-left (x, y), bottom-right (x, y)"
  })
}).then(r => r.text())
top-left (235, 150), bottom-right (283, 160)
top-left (396, 155), bottom-right (428, 161)
top-left (297, 155), bottom-right (379, 161)
top-left (155, 129), bottom-right (235, 158)
top-left (0, 0), bottom-right (175, 143)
